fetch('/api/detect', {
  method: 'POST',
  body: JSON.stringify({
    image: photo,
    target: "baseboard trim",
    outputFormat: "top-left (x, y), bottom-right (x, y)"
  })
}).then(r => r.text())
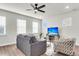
top-left (0, 43), bottom-right (16, 47)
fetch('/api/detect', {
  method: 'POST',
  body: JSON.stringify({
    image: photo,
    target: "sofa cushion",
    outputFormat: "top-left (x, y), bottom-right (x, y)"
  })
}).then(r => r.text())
top-left (17, 34), bottom-right (37, 43)
top-left (30, 36), bottom-right (37, 43)
top-left (24, 34), bottom-right (37, 43)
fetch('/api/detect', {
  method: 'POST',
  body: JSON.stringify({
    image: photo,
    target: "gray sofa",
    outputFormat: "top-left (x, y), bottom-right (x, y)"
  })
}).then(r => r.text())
top-left (16, 34), bottom-right (46, 56)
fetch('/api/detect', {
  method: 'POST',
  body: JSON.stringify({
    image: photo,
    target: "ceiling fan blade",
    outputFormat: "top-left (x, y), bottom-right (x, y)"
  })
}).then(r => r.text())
top-left (31, 4), bottom-right (35, 9)
top-left (26, 9), bottom-right (32, 11)
top-left (38, 9), bottom-right (45, 13)
top-left (38, 5), bottom-right (45, 9)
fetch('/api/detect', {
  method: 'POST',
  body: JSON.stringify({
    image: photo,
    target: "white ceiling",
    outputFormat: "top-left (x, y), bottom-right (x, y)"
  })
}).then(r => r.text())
top-left (0, 3), bottom-right (79, 19)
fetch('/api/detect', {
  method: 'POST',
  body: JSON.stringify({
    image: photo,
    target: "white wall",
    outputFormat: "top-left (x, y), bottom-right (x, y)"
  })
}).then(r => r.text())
top-left (58, 11), bottom-right (79, 45)
top-left (0, 9), bottom-right (42, 46)
top-left (42, 10), bottom-right (79, 45)
top-left (42, 16), bottom-right (61, 37)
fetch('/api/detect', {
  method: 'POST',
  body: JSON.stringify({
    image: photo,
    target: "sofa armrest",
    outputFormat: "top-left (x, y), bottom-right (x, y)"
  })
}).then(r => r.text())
top-left (31, 40), bottom-right (46, 56)
top-left (31, 40), bottom-right (46, 45)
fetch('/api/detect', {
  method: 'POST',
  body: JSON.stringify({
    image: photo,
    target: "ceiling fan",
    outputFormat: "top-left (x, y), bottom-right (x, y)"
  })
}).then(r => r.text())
top-left (26, 3), bottom-right (45, 13)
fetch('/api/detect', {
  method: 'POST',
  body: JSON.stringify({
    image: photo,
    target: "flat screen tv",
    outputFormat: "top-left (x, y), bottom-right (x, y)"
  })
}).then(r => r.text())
top-left (48, 27), bottom-right (59, 36)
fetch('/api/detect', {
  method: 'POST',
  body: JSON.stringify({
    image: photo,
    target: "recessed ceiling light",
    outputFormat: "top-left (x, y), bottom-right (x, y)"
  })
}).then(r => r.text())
top-left (65, 6), bottom-right (69, 9)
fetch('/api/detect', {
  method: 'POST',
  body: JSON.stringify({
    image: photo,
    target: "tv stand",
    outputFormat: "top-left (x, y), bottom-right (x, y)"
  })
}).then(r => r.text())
top-left (49, 35), bottom-right (60, 42)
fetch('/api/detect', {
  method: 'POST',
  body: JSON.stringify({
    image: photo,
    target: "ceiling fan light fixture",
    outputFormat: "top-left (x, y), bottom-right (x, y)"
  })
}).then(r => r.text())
top-left (34, 9), bottom-right (38, 12)
top-left (26, 4), bottom-right (45, 13)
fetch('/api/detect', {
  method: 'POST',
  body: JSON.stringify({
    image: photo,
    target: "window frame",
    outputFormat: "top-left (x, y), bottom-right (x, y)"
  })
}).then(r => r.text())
top-left (32, 21), bottom-right (39, 33)
top-left (17, 19), bottom-right (26, 34)
top-left (0, 16), bottom-right (6, 35)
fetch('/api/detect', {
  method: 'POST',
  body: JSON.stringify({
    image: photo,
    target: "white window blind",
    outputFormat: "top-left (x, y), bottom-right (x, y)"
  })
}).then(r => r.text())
top-left (32, 21), bottom-right (38, 33)
top-left (0, 16), bottom-right (6, 35)
top-left (17, 19), bottom-right (26, 34)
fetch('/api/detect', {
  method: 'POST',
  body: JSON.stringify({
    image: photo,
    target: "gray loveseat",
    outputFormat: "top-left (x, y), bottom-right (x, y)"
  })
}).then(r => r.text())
top-left (16, 34), bottom-right (46, 56)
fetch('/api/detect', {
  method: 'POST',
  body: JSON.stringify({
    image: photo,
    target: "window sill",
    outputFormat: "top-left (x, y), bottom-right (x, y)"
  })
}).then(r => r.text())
top-left (0, 34), bottom-right (7, 37)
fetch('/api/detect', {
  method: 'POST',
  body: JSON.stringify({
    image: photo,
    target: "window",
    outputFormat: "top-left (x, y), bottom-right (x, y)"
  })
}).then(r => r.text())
top-left (0, 16), bottom-right (6, 35)
top-left (62, 17), bottom-right (72, 27)
top-left (17, 19), bottom-right (26, 34)
top-left (32, 21), bottom-right (38, 33)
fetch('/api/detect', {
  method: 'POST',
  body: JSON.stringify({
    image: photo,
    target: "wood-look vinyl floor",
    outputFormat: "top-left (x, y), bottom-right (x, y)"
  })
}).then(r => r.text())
top-left (0, 44), bottom-right (79, 56)
top-left (0, 44), bottom-right (25, 56)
